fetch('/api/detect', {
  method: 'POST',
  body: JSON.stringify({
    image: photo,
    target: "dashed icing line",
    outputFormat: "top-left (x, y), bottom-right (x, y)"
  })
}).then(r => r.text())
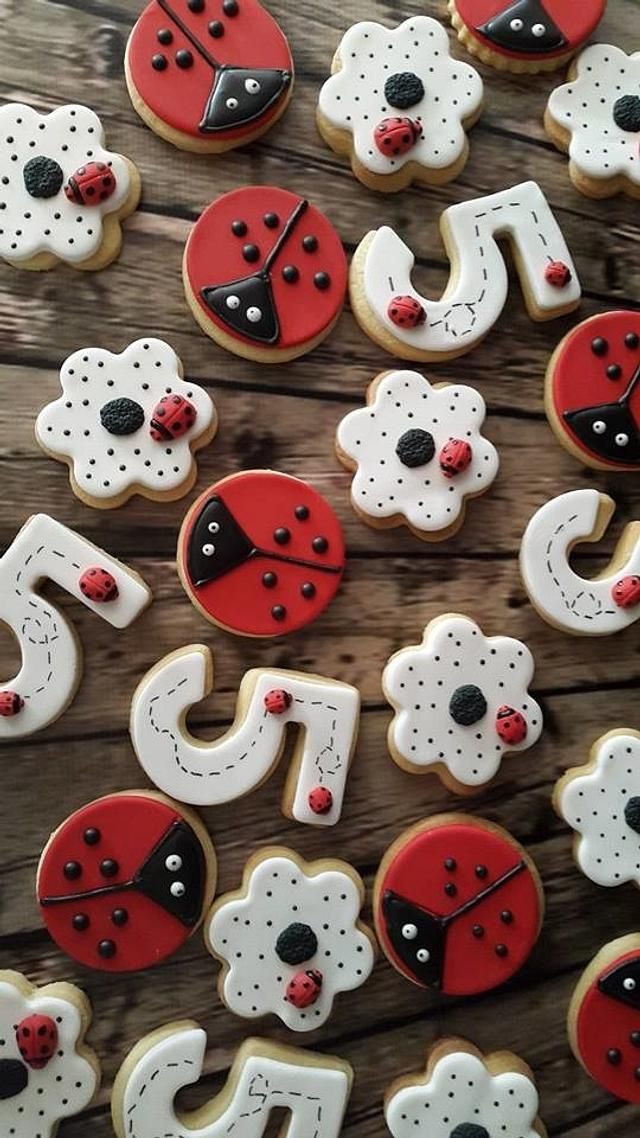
top-left (543, 511), bottom-right (617, 620)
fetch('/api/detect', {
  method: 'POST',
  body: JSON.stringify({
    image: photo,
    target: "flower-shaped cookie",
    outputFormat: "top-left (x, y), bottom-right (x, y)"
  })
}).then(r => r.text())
top-left (383, 614), bottom-right (542, 793)
top-left (207, 849), bottom-right (375, 1031)
top-left (36, 339), bottom-right (216, 508)
top-left (555, 730), bottom-right (640, 887)
top-left (318, 17), bottom-right (483, 190)
top-left (336, 371), bottom-right (498, 540)
top-left (0, 103), bottom-right (139, 268)
top-left (546, 45), bottom-right (640, 196)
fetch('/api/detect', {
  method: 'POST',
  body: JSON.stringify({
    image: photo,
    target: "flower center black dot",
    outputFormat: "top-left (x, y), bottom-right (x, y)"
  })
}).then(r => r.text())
top-left (613, 95), bottom-right (640, 133)
top-left (449, 684), bottom-right (488, 726)
top-left (384, 72), bottom-right (425, 110)
top-left (275, 922), bottom-right (318, 964)
top-left (625, 796), bottom-right (640, 834)
top-left (396, 428), bottom-right (435, 468)
top-left (100, 397), bottom-right (145, 436)
top-left (23, 155), bottom-right (63, 199)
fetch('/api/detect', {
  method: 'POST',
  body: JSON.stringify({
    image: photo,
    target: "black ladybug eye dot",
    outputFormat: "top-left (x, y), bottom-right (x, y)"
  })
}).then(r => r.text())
top-left (591, 337), bottom-right (608, 357)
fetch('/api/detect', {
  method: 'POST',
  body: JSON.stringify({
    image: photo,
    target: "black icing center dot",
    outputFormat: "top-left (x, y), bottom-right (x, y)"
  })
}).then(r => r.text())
top-left (613, 95), bottom-right (640, 133)
top-left (275, 921), bottom-right (318, 965)
top-left (100, 397), bottom-right (145, 436)
top-left (624, 796), bottom-right (640, 834)
top-left (396, 428), bottom-right (435, 468)
top-left (449, 684), bottom-right (487, 726)
top-left (0, 1059), bottom-right (29, 1101)
top-left (449, 1125), bottom-right (490, 1138)
top-left (23, 155), bottom-right (64, 199)
top-left (384, 72), bottom-right (425, 110)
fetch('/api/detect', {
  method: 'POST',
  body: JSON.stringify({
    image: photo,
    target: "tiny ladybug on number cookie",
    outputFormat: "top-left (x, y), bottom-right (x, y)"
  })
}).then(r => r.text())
top-left (569, 935), bottom-right (640, 1103)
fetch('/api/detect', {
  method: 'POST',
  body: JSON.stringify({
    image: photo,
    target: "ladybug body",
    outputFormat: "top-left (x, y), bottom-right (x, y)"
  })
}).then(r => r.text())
top-left (264, 688), bottom-right (293, 715)
top-left (612, 576), bottom-right (640, 609)
top-left (150, 394), bottom-right (197, 442)
top-left (373, 117), bottom-right (422, 158)
top-left (544, 260), bottom-right (572, 288)
top-left (308, 786), bottom-right (333, 815)
top-left (387, 296), bottom-right (426, 329)
top-left (0, 690), bottom-right (23, 717)
top-left (64, 162), bottom-right (117, 206)
top-left (495, 705), bottom-right (528, 746)
top-left (15, 1015), bottom-right (58, 1069)
top-left (78, 568), bottom-right (119, 604)
top-left (286, 969), bottom-right (323, 1008)
top-left (439, 438), bottom-right (473, 477)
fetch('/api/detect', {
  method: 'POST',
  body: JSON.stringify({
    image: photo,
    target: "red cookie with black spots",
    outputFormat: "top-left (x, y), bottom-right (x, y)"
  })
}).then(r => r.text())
top-left (177, 470), bottom-right (345, 637)
top-left (37, 791), bottom-right (216, 973)
top-left (373, 815), bottom-right (543, 996)
top-left (125, 0), bottom-right (293, 152)
top-left (449, 0), bottom-right (605, 74)
top-left (569, 935), bottom-right (640, 1103)
top-left (183, 186), bottom-right (348, 363)
top-left (546, 311), bottom-right (640, 472)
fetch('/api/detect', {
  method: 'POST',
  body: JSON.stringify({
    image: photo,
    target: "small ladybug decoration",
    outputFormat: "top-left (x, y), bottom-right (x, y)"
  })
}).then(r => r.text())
top-left (64, 162), bottom-right (117, 207)
top-left (286, 969), bottom-right (323, 1008)
top-left (373, 117), bottom-right (422, 158)
top-left (15, 1015), bottom-right (58, 1070)
top-left (612, 576), bottom-right (640, 609)
top-left (150, 394), bottom-right (198, 443)
top-left (544, 260), bottom-right (572, 289)
top-left (308, 786), bottom-right (333, 816)
top-left (264, 688), bottom-right (293, 715)
top-left (495, 705), bottom-right (528, 746)
top-left (439, 438), bottom-right (473, 478)
top-left (78, 567), bottom-right (119, 603)
top-left (0, 690), bottom-right (23, 717)
top-left (387, 296), bottom-right (426, 329)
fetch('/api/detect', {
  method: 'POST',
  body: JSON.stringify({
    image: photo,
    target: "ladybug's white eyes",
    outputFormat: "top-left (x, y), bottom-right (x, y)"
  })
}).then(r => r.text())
top-left (624, 976), bottom-right (637, 991)
top-left (170, 881), bottom-right (186, 897)
top-left (416, 948), bottom-right (430, 963)
top-left (245, 78), bottom-right (261, 95)
top-left (510, 18), bottom-right (523, 30)
top-left (165, 854), bottom-right (183, 872)
top-left (208, 521), bottom-right (220, 534)
top-left (226, 97), bottom-right (239, 110)
top-left (247, 307), bottom-right (262, 323)
top-left (592, 420), bottom-right (607, 435)
top-left (531, 23), bottom-right (546, 36)
top-left (616, 433), bottom-right (630, 447)
top-left (202, 543), bottom-right (216, 557)
top-left (401, 923), bottom-right (418, 940)
top-left (226, 295), bottom-right (241, 310)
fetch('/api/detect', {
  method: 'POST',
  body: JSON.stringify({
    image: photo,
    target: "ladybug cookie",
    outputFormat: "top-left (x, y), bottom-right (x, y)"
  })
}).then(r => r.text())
top-left (569, 935), bottom-right (640, 1103)
top-left (183, 186), bottom-right (348, 363)
top-left (177, 470), bottom-right (345, 637)
top-left (37, 791), bottom-right (216, 973)
top-left (545, 312), bottom-right (640, 471)
top-left (373, 815), bottom-right (544, 996)
top-left (125, 0), bottom-right (293, 153)
top-left (449, 0), bottom-right (606, 74)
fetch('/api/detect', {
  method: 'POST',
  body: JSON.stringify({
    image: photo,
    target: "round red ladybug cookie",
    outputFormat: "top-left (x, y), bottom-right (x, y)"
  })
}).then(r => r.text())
top-left (569, 935), bottom-right (640, 1103)
top-left (373, 814), bottom-right (543, 996)
top-left (177, 470), bottom-right (345, 637)
top-left (125, 0), bottom-right (293, 152)
top-left (545, 311), bottom-right (640, 472)
top-left (183, 186), bottom-right (348, 363)
top-left (449, 0), bottom-right (605, 74)
top-left (37, 791), bottom-right (216, 973)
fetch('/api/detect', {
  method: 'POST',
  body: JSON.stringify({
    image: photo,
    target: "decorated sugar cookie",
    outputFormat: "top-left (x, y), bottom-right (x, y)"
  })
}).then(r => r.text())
top-left (0, 103), bottom-right (140, 270)
top-left (349, 181), bottom-right (581, 362)
top-left (0, 971), bottom-right (99, 1138)
top-left (336, 371), bottom-right (498, 541)
top-left (569, 935), bottom-right (640, 1103)
top-left (374, 815), bottom-right (544, 996)
top-left (130, 645), bottom-right (359, 824)
top-left (546, 45), bottom-right (640, 199)
top-left (177, 470), bottom-right (345, 637)
top-left (0, 514), bottom-right (151, 739)
top-left (520, 489), bottom-right (640, 636)
top-left (545, 312), bottom-right (640, 471)
top-left (385, 1039), bottom-right (545, 1138)
top-left (36, 339), bottom-right (217, 508)
top-left (125, 0), bottom-right (293, 153)
top-left (207, 848), bottom-right (375, 1031)
top-left (37, 790), bottom-right (216, 972)
top-left (317, 17), bottom-right (483, 193)
top-left (183, 186), bottom-right (347, 362)
top-left (113, 1024), bottom-right (352, 1138)
top-left (383, 614), bottom-right (542, 794)
top-left (449, 0), bottom-right (605, 74)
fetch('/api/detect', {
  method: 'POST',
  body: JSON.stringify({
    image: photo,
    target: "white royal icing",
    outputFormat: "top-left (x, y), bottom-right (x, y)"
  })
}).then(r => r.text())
top-left (383, 614), bottom-right (542, 788)
top-left (130, 646), bottom-right (359, 826)
top-left (336, 370), bottom-right (498, 535)
top-left (360, 180), bottom-right (581, 358)
top-left (0, 976), bottom-right (97, 1138)
top-left (318, 17), bottom-right (483, 177)
top-left (0, 103), bottom-right (133, 265)
top-left (0, 514), bottom-right (151, 739)
top-left (547, 44), bottom-right (640, 187)
top-left (558, 732), bottom-right (640, 887)
top-left (385, 1049), bottom-right (540, 1138)
top-left (519, 488), bottom-right (640, 636)
top-left (208, 852), bottom-right (374, 1031)
top-left (36, 339), bottom-right (216, 504)
top-left (117, 1025), bottom-right (351, 1138)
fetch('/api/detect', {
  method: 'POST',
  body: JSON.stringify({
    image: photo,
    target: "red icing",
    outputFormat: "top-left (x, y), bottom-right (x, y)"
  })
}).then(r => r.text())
top-left (454, 0), bottom-right (605, 60)
top-left (575, 949), bottom-right (640, 1103)
top-left (376, 820), bottom-right (542, 996)
top-left (15, 1015), bottom-right (58, 1069)
top-left (184, 187), bottom-right (347, 355)
top-left (127, 0), bottom-right (293, 143)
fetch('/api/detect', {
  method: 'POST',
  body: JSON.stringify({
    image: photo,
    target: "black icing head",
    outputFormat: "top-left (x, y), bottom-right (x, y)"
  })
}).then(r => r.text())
top-left (450, 1126), bottom-right (490, 1138)
top-left (100, 397), bottom-right (145, 436)
top-left (23, 155), bottom-right (64, 199)
top-left (275, 922), bottom-right (318, 965)
top-left (625, 796), bottom-right (640, 835)
top-left (201, 273), bottom-right (279, 345)
top-left (384, 72), bottom-right (425, 110)
top-left (186, 494), bottom-right (254, 587)
top-left (563, 402), bottom-right (640, 466)
top-left (395, 428), bottom-right (435, 468)
top-left (381, 890), bottom-right (444, 988)
top-left (598, 955), bottom-right (640, 1011)
top-left (477, 0), bottom-right (567, 54)
top-left (199, 66), bottom-right (292, 132)
top-left (134, 820), bottom-right (206, 927)
top-left (0, 1059), bottom-right (28, 1101)
top-left (613, 95), bottom-right (640, 134)
top-left (449, 684), bottom-right (487, 726)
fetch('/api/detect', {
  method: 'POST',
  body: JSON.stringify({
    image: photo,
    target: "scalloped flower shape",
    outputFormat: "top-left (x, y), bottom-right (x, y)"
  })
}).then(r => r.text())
top-left (207, 851), bottom-right (374, 1032)
top-left (385, 1050), bottom-right (540, 1138)
top-left (383, 614), bottom-right (542, 789)
top-left (318, 17), bottom-right (483, 177)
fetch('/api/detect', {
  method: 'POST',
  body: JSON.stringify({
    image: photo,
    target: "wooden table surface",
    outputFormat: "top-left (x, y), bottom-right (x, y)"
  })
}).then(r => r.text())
top-left (1, 0), bottom-right (640, 1134)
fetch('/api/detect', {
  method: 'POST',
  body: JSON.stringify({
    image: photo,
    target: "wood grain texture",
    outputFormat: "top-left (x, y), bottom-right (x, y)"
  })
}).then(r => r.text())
top-left (0, 0), bottom-right (639, 1135)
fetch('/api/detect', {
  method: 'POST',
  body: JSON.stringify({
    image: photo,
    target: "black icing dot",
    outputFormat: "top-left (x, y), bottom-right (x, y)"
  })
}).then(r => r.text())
top-left (262, 572), bottom-right (277, 588)
top-left (449, 684), bottom-right (487, 726)
top-left (591, 337), bottom-right (608, 356)
top-left (274, 526), bottom-right (290, 545)
top-left (100, 858), bottom-right (119, 878)
top-left (449, 1126), bottom-right (490, 1138)
top-left (97, 939), bottom-right (116, 959)
top-left (282, 264), bottom-right (299, 283)
top-left (631, 1031), bottom-right (640, 1047)
top-left (264, 212), bottom-right (279, 228)
top-left (626, 333), bottom-right (640, 350)
top-left (314, 271), bottom-right (330, 290)
top-left (613, 95), bottom-right (640, 133)
top-left (111, 908), bottom-right (129, 926)
top-left (384, 71), bottom-right (425, 110)
top-left (275, 922), bottom-right (318, 964)
top-left (63, 861), bottom-right (82, 880)
top-left (100, 397), bottom-right (145, 436)
top-left (223, 0), bottom-right (239, 14)
top-left (188, 0), bottom-right (205, 9)
top-left (295, 504), bottom-right (309, 520)
top-left (176, 48), bottom-right (193, 68)
top-left (232, 219), bottom-right (247, 236)
top-left (607, 1048), bottom-right (622, 1066)
top-left (72, 914), bottom-right (89, 931)
top-left (312, 536), bottom-right (328, 553)
top-left (23, 155), bottom-right (63, 199)
top-left (607, 364), bottom-right (622, 380)
top-left (157, 27), bottom-right (173, 43)
top-left (624, 796), bottom-right (640, 834)
top-left (272, 605), bottom-right (286, 621)
top-left (243, 243), bottom-right (259, 263)
top-left (208, 19), bottom-right (224, 35)
top-left (395, 428), bottom-right (435, 468)
top-left (301, 582), bottom-right (316, 598)
top-left (83, 827), bottom-right (101, 846)
top-left (302, 234), bottom-right (318, 253)
top-left (152, 53), bottom-right (168, 70)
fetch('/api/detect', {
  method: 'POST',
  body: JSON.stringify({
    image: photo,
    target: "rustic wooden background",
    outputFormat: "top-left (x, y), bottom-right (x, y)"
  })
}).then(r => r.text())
top-left (1, 0), bottom-right (639, 1134)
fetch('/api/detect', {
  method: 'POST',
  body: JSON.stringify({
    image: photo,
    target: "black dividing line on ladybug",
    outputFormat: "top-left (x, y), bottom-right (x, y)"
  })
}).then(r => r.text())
top-left (437, 859), bottom-right (526, 926)
top-left (39, 879), bottom-right (137, 905)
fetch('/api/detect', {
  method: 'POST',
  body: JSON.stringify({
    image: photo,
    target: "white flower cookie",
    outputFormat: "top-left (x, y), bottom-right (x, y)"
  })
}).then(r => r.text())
top-left (207, 848), bottom-right (375, 1032)
top-left (336, 370), bottom-right (498, 540)
top-left (383, 614), bottom-right (542, 794)
top-left (317, 17), bottom-right (483, 192)
top-left (546, 44), bottom-right (640, 199)
top-left (554, 730), bottom-right (640, 888)
top-left (36, 339), bottom-right (217, 509)
top-left (0, 103), bottom-right (140, 270)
